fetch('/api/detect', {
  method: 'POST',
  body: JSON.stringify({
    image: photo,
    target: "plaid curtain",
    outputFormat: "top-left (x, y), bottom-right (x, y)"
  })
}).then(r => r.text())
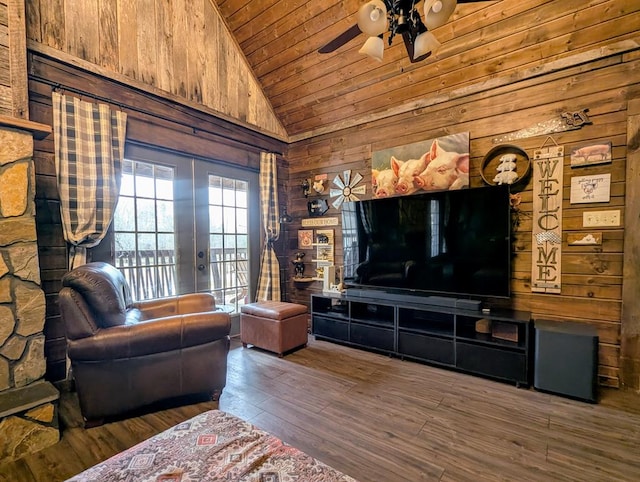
top-left (255, 152), bottom-right (281, 301)
top-left (52, 92), bottom-right (127, 270)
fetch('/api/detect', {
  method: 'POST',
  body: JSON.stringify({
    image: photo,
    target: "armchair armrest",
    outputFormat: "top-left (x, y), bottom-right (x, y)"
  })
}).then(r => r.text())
top-left (135, 293), bottom-right (217, 319)
top-left (68, 311), bottom-right (230, 361)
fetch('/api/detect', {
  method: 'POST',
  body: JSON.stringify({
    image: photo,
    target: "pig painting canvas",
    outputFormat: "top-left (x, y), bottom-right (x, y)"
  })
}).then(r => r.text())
top-left (372, 132), bottom-right (470, 199)
top-left (570, 141), bottom-right (612, 168)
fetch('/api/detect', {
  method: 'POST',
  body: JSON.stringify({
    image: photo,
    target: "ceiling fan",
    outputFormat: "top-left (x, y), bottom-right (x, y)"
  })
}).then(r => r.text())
top-left (319, 0), bottom-right (487, 63)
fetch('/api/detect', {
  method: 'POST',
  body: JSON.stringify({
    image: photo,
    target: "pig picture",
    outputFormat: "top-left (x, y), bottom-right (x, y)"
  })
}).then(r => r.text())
top-left (414, 139), bottom-right (470, 191)
top-left (570, 142), bottom-right (612, 167)
top-left (372, 168), bottom-right (398, 198)
top-left (391, 152), bottom-right (430, 195)
top-left (372, 132), bottom-right (470, 198)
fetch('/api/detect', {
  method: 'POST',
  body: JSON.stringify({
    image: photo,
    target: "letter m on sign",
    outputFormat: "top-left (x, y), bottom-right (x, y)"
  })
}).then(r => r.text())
top-left (531, 144), bottom-right (564, 294)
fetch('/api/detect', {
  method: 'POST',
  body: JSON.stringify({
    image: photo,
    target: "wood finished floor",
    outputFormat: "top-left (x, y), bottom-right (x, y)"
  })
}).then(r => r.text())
top-left (2, 337), bottom-right (640, 481)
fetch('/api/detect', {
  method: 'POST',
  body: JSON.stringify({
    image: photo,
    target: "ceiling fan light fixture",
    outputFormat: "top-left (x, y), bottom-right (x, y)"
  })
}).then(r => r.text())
top-left (413, 30), bottom-right (441, 60)
top-left (425, 0), bottom-right (443, 14)
top-left (357, 0), bottom-right (388, 36)
top-left (425, 0), bottom-right (457, 30)
top-left (358, 35), bottom-right (384, 62)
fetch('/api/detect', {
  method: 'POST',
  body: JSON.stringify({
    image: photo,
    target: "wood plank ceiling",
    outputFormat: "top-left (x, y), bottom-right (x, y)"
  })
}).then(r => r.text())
top-left (214, 0), bottom-right (495, 140)
top-left (214, 0), bottom-right (640, 142)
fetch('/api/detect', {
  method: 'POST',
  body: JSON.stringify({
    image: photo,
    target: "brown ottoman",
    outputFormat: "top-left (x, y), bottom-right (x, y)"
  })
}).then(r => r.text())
top-left (240, 301), bottom-right (308, 357)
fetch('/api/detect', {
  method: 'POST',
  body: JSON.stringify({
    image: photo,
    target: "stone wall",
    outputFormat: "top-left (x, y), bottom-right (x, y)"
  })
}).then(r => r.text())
top-left (0, 125), bottom-right (59, 464)
top-left (0, 127), bottom-right (46, 389)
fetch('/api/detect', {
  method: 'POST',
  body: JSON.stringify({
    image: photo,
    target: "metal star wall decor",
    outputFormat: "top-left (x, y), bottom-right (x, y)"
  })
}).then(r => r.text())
top-left (329, 170), bottom-right (366, 209)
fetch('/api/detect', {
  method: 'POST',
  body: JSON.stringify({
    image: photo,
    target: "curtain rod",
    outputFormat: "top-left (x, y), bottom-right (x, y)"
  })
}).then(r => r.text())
top-left (41, 79), bottom-right (285, 157)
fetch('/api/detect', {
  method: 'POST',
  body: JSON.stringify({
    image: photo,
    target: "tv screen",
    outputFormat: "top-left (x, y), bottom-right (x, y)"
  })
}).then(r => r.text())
top-left (341, 185), bottom-right (511, 299)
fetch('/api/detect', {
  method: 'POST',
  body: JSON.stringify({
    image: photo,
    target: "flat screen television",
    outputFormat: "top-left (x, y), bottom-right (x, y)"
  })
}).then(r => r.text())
top-left (341, 185), bottom-right (511, 299)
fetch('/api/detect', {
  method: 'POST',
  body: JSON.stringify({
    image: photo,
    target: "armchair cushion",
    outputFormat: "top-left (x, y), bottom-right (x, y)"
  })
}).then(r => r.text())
top-left (135, 292), bottom-right (217, 319)
top-left (68, 312), bottom-right (230, 361)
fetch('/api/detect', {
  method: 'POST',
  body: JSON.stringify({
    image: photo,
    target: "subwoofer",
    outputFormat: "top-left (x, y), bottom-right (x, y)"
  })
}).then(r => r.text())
top-left (534, 319), bottom-right (598, 403)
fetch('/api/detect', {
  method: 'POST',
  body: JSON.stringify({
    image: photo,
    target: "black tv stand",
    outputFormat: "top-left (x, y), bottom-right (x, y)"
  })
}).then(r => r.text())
top-left (311, 292), bottom-right (532, 387)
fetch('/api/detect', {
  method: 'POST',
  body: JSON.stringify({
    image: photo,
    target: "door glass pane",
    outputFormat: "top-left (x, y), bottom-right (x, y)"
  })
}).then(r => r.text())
top-left (236, 208), bottom-right (247, 233)
top-left (135, 163), bottom-right (155, 197)
top-left (209, 177), bottom-right (222, 204)
top-left (136, 198), bottom-right (156, 231)
top-left (113, 197), bottom-right (134, 231)
top-left (223, 207), bottom-right (236, 231)
top-left (157, 200), bottom-right (174, 231)
top-left (208, 174), bottom-right (249, 313)
top-left (236, 181), bottom-right (248, 208)
top-left (237, 234), bottom-right (248, 249)
top-left (155, 166), bottom-right (174, 200)
top-left (114, 159), bottom-right (177, 301)
top-left (209, 205), bottom-right (222, 230)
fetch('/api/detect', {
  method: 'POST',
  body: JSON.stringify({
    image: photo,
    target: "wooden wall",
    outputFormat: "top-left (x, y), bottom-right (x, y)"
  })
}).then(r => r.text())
top-left (27, 52), bottom-right (287, 381)
top-left (621, 99), bottom-right (640, 389)
top-left (24, 0), bottom-right (287, 140)
top-left (285, 45), bottom-right (640, 389)
top-left (0, 1), bottom-right (12, 115)
top-left (1, 0), bottom-right (28, 118)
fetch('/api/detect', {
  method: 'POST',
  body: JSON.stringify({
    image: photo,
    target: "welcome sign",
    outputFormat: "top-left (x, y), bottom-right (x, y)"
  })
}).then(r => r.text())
top-left (531, 144), bottom-right (564, 294)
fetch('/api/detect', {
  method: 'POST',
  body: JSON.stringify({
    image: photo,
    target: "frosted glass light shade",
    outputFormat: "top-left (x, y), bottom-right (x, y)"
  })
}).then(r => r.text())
top-left (413, 31), bottom-right (441, 59)
top-left (359, 36), bottom-right (384, 62)
top-left (424, 0), bottom-right (441, 14)
top-left (357, 0), bottom-right (388, 36)
top-left (425, 0), bottom-right (457, 30)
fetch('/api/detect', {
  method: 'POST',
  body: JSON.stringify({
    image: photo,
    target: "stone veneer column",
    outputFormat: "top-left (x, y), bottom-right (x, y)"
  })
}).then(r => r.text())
top-left (0, 125), bottom-right (59, 464)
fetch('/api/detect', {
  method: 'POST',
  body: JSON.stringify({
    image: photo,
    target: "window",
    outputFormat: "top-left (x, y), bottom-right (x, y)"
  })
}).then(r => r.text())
top-left (208, 175), bottom-right (249, 312)
top-left (113, 159), bottom-right (177, 300)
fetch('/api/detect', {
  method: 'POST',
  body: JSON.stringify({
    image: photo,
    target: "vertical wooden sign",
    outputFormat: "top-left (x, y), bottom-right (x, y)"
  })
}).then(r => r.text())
top-left (531, 144), bottom-right (564, 293)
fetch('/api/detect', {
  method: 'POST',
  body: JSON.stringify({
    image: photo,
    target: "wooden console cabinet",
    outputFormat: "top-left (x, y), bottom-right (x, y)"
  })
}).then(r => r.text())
top-left (311, 293), bottom-right (532, 387)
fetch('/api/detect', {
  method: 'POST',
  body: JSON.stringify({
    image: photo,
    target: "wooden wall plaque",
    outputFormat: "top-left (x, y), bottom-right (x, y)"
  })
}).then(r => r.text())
top-left (531, 144), bottom-right (564, 294)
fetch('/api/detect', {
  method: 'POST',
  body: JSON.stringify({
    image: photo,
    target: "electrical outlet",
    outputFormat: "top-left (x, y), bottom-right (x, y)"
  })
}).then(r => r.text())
top-left (583, 210), bottom-right (620, 227)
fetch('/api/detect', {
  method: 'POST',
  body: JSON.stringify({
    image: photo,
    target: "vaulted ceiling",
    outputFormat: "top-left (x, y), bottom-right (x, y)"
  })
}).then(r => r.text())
top-left (24, 0), bottom-right (638, 144)
top-left (214, 0), bottom-right (501, 141)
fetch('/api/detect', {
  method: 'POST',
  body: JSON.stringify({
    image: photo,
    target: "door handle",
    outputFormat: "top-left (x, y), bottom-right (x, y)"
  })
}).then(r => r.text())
top-left (197, 250), bottom-right (207, 272)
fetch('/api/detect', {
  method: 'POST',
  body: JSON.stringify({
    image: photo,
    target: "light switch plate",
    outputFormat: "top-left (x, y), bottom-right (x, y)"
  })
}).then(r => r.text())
top-left (583, 210), bottom-right (620, 227)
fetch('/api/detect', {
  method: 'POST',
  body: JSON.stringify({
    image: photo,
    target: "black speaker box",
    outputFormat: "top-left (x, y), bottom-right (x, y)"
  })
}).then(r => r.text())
top-left (534, 320), bottom-right (598, 403)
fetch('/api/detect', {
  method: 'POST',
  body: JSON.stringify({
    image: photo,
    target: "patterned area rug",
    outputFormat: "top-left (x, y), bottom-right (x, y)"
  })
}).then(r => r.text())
top-left (66, 409), bottom-right (358, 481)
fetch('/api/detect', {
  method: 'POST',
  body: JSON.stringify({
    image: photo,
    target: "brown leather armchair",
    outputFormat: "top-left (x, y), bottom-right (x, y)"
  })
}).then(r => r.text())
top-left (58, 262), bottom-right (230, 424)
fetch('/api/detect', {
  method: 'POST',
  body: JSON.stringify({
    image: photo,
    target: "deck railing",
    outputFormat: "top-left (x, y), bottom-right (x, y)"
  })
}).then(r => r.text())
top-left (115, 249), bottom-right (249, 311)
top-left (115, 249), bottom-right (177, 300)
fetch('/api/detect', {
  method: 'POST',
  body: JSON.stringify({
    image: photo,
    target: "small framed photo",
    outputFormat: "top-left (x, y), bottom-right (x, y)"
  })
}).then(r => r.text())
top-left (298, 230), bottom-right (313, 249)
top-left (570, 141), bottom-right (612, 168)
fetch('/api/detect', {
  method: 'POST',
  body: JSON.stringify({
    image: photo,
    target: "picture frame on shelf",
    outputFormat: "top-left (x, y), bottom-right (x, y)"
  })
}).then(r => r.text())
top-left (297, 230), bottom-right (313, 249)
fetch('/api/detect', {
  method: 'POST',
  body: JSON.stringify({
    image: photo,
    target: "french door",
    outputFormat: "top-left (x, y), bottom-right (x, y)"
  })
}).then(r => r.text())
top-left (108, 144), bottom-right (260, 315)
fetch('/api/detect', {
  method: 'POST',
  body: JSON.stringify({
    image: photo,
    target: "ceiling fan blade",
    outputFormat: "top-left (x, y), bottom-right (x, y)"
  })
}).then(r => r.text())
top-left (318, 24), bottom-right (362, 54)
